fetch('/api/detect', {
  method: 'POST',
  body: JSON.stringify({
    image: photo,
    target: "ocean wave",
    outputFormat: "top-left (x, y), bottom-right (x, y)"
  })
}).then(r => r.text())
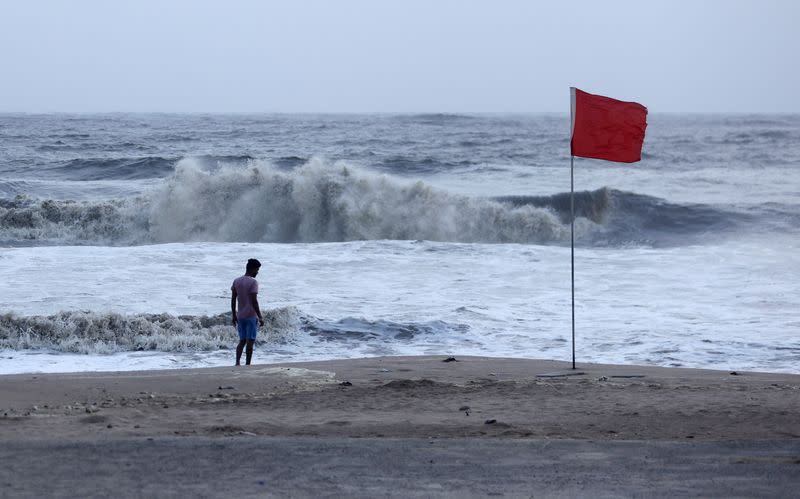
top-left (0, 196), bottom-right (150, 245)
top-left (396, 113), bottom-right (478, 124)
top-left (0, 308), bottom-right (301, 354)
top-left (148, 158), bottom-right (572, 243)
top-left (0, 159), bottom-right (570, 245)
top-left (373, 156), bottom-right (472, 174)
top-left (0, 309), bottom-right (470, 354)
top-left (495, 190), bottom-right (758, 245)
top-left (273, 156), bottom-right (308, 169)
top-left (40, 156), bottom-right (177, 181)
top-left (29, 154), bottom-right (260, 181)
top-left (0, 158), bottom-right (765, 247)
top-left (304, 316), bottom-right (470, 341)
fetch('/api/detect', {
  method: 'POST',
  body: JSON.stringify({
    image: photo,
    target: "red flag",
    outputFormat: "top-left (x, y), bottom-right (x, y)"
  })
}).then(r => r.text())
top-left (570, 87), bottom-right (647, 163)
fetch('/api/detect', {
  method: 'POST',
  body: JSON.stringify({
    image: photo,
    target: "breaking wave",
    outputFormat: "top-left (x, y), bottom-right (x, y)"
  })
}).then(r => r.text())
top-left (0, 309), bottom-right (467, 354)
top-left (0, 196), bottom-right (149, 245)
top-left (495, 190), bottom-right (757, 245)
top-left (0, 308), bottom-right (302, 354)
top-left (0, 158), bottom-right (759, 247)
top-left (0, 158), bottom-right (569, 245)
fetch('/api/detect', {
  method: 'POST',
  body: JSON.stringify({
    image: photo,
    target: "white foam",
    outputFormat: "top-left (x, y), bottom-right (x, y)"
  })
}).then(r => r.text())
top-left (147, 158), bottom-right (570, 244)
top-left (1, 237), bottom-right (798, 374)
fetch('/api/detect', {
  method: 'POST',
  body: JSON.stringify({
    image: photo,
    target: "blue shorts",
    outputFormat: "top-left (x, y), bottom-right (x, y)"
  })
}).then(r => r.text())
top-left (237, 317), bottom-right (259, 341)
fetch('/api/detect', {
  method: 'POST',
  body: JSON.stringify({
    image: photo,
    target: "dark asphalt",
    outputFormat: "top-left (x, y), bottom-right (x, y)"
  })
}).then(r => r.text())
top-left (1, 437), bottom-right (798, 498)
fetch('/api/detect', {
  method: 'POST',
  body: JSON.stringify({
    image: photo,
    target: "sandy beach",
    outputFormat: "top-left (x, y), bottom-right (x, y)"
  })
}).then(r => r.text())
top-left (3, 355), bottom-right (800, 441)
top-left (2, 356), bottom-right (800, 497)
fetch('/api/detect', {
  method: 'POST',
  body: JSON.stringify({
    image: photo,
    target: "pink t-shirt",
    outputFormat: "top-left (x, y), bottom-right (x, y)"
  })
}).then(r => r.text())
top-left (231, 275), bottom-right (259, 319)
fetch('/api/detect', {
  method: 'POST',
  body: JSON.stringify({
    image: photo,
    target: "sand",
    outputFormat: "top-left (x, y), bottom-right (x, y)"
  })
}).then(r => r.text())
top-left (2, 355), bottom-right (799, 440)
top-left (2, 356), bottom-right (800, 497)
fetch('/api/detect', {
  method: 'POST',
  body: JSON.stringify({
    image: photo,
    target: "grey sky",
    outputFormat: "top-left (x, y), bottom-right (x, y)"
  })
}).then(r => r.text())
top-left (1, 0), bottom-right (798, 113)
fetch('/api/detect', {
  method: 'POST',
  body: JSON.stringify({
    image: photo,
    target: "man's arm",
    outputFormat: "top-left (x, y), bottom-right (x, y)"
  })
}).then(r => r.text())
top-left (231, 289), bottom-right (238, 326)
top-left (250, 292), bottom-right (264, 327)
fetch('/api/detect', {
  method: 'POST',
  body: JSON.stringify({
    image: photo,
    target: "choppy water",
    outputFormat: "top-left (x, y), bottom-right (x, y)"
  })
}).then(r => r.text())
top-left (1, 113), bottom-right (799, 373)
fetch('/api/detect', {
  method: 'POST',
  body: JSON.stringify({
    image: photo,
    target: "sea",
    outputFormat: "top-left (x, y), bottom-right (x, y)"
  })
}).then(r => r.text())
top-left (1, 113), bottom-right (799, 375)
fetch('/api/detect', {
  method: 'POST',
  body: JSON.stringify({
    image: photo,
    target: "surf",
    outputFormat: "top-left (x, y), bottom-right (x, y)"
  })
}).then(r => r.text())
top-left (0, 157), bottom-right (765, 247)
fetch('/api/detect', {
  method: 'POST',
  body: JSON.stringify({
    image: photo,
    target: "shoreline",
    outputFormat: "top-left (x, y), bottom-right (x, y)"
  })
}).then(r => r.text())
top-left (2, 355), bottom-right (799, 442)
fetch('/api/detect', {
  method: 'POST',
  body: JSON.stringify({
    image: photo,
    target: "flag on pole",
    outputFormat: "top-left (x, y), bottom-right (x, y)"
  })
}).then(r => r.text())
top-left (570, 87), bottom-right (648, 163)
top-left (566, 87), bottom-right (647, 369)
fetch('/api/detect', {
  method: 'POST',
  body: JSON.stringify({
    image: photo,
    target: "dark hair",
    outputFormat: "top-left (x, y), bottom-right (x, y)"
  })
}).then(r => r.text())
top-left (246, 259), bottom-right (261, 272)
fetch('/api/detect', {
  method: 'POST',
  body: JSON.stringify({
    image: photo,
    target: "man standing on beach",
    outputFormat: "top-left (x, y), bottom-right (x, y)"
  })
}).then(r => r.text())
top-left (231, 258), bottom-right (264, 366)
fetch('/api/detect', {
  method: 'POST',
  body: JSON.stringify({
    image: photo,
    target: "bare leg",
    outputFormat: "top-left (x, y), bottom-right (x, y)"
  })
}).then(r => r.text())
top-left (245, 340), bottom-right (255, 365)
top-left (236, 340), bottom-right (246, 366)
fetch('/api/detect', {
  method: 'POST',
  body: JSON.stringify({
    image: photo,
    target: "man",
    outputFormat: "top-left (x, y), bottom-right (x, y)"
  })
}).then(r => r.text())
top-left (231, 258), bottom-right (264, 365)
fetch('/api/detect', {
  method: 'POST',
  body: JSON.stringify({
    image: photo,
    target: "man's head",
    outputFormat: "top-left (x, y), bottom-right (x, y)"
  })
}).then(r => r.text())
top-left (245, 258), bottom-right (261, 277)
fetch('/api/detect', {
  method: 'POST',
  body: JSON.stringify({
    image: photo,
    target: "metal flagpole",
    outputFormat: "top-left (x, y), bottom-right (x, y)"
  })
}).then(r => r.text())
top-left (570, 155), bottom-right (576, 369)
top-left (568, 87), bottom-right (577, 370)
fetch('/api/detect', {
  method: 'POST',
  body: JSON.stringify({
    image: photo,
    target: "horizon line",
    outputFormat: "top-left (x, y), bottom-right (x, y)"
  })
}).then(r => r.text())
top-left (2, 110), bottom-right (799, 116)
